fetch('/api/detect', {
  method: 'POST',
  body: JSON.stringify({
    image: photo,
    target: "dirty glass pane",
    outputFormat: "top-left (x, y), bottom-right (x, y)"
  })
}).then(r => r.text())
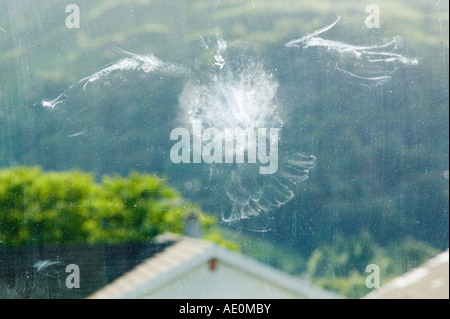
top-left (0, 0), bottom-right (448, 300)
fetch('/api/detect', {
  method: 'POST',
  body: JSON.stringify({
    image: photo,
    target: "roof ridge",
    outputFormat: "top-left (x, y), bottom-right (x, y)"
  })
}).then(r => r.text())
top-left (88, 237), bottom-right (213, 299)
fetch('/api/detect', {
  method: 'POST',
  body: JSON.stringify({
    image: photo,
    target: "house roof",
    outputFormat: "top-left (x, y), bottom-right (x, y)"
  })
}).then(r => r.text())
top-left (363, 249), bottom-right (449, 299)
top-left (88, 236), bottom-right (343, 299)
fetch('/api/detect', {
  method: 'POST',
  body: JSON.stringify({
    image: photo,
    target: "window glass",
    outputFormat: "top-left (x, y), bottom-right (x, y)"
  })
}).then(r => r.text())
top-left (0, 0), bottom-right (448, 299)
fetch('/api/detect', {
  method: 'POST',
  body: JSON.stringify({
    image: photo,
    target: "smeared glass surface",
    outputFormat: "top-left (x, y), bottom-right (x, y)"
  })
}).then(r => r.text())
top-left (179, 37), bottom-right (315, 222)
top-left (286, 17), bottom-right (418, 86)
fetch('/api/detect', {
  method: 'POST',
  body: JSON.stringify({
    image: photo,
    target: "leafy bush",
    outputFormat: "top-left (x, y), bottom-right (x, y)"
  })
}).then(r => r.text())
top-left (0, 166), bottom-right (228, 247)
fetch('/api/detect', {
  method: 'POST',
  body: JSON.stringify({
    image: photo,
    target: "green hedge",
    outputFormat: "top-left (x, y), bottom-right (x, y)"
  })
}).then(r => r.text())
top-left (0, 166), bottom-right (235, 248)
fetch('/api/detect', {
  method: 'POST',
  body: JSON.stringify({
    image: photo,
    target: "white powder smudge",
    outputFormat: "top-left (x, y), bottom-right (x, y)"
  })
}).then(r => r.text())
top-left (80, 47), bottom-right (188, 89)
top-left (179, 41), bottom-right (315, 222)
top-left (214, 34), bottom-right (228, 69)
top-left (42, 91), bottom-right (69, 109)
top-left (286, 17), bottom-right (418, 85)
top-left (42, 48), bottom-right (189, 108)
top-left (199, 35), bottom-right (209, 50)
top-left (285, 16), bottom-right (342, 48)
top-left (33, 260), bottom-right (62, 278)
top-left (68, 131), bottom-right (85, 138)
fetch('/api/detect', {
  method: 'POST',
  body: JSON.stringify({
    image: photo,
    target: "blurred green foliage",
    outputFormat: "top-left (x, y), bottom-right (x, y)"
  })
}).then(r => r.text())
top-left (307, 231), bottom-right (440, 298)
top-left (0, 166), bottom-right (233, 248)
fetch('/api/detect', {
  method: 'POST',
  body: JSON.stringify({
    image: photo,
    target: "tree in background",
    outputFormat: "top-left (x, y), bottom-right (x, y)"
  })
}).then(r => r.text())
top-left (0, 166), bottom-right (236, 250)
top-left (307, 231), bottom-right (440, 298)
